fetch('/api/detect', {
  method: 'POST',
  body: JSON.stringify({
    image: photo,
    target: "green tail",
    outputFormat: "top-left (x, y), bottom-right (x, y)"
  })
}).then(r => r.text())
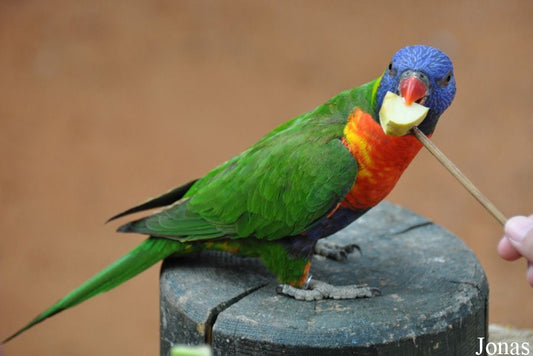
top-left (2, 237), bottom-right (181, 343)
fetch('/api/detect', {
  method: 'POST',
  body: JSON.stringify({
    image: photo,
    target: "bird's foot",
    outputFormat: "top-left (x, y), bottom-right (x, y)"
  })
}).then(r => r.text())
top-left (313, 240), bottom-right (360, 261)
top-left (276, 279), bottom-right (381, 301)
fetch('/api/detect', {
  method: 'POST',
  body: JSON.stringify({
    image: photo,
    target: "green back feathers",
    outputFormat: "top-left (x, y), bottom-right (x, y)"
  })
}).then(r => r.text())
top-left (121, 78), bottom-right (381, 241)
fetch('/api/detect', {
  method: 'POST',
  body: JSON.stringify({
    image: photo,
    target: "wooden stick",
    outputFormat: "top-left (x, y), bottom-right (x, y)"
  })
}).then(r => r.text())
top-left (411, 126), bottom-right (507, 226)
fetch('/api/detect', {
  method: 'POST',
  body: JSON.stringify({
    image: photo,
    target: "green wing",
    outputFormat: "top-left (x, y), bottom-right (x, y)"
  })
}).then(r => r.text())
top-left (120, 132), bottom-right (356, 240)
top-left (119, 78), bottom-right (381, 241)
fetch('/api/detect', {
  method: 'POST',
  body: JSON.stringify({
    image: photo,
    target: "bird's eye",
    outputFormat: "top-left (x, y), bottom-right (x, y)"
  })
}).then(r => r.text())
top-left (388, 62), bottom-right (396, 76)
top-left (438, 71), bottom-right (453, 87)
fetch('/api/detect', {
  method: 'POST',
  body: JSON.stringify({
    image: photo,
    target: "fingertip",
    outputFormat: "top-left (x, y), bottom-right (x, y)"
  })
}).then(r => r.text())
top-left (504, 216), bottom-right (533, 243)
top-left (497, 236), bottom-right (522, 261)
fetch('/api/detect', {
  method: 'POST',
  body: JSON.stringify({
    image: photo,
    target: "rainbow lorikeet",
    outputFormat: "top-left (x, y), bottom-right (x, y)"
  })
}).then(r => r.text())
top-left (3, 45), bottom-right (456, 343)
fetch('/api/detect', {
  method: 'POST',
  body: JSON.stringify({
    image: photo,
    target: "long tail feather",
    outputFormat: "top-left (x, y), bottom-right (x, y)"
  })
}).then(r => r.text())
top-left (2, 237), bottom-right (181, 343)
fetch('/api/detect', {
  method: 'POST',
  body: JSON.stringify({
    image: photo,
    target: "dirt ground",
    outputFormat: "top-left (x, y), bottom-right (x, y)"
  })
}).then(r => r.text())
top-left (0, 1), bottom-right (532, 355)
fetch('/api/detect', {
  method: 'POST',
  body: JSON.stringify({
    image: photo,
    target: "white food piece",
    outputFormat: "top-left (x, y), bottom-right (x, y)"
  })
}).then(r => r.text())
top-left (379, 91), bottom-right (429, 136)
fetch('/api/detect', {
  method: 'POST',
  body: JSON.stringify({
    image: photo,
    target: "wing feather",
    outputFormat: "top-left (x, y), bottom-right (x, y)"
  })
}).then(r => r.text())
top-left (116, 79), bottom-right (382, 241)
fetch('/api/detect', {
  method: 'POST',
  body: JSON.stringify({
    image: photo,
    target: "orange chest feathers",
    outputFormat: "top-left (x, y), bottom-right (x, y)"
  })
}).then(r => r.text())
top-left (340, 108), bottom-right (425, 210)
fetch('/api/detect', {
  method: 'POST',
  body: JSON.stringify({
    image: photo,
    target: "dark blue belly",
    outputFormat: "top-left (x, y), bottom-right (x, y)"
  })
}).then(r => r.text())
top-left (280, 206), bottom-right (369, 258)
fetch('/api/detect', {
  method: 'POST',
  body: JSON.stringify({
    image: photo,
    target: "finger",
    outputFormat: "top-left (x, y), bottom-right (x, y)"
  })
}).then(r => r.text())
top-left (504, 216), bottom-right (533, 262)
top-left (497, 236), bottom-right (522, 261)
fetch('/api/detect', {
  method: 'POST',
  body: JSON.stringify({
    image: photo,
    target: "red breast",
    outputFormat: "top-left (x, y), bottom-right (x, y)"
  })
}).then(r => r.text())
top-left (341, 108), bottom-right (425, 210)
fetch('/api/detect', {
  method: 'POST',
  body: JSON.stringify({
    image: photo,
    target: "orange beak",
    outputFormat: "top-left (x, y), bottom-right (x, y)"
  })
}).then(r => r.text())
top-left (399, 76), bottom-right (428, 106)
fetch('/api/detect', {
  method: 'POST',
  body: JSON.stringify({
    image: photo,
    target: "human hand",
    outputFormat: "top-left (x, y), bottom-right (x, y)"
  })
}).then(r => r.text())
top-left (497, 215), bottom-right (533, 286)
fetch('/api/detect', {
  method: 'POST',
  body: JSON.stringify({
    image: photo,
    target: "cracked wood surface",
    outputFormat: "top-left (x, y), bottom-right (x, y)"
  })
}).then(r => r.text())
top-left (160, 201), bottom-right (488, 355)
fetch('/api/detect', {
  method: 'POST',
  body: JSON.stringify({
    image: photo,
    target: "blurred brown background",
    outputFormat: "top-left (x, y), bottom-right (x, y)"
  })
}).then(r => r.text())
top-left (0, 1), bottom-right (531, 355)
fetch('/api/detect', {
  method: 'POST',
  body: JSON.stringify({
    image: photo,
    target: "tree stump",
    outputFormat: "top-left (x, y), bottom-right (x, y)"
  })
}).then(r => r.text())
top-left (160, 202), bottom-right (488, 355)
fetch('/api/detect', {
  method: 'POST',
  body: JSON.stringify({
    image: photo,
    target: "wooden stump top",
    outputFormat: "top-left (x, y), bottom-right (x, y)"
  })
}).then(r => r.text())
top-left (160, 202), bottom-right (488, 355)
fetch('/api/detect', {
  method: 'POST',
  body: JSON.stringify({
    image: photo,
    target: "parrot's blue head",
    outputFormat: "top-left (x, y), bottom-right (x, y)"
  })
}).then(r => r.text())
top-left (376, 45), bottom-right (456, 135)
